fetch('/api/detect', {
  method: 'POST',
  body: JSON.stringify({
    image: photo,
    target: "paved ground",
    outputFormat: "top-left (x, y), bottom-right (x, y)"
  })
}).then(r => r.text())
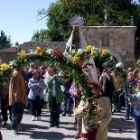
top-left (1, 109), bottom-right (136, 140)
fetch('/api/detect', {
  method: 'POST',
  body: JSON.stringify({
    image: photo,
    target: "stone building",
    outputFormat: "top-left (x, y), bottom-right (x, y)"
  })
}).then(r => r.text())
top-left (0, 41), bottom-right (66, 63)
top-left (82, 26), bottom-right (137, 68)
top-left (0, 26), bottom-right (137, 68)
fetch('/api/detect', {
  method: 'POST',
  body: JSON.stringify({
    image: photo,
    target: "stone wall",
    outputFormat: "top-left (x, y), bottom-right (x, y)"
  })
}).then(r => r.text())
top-left (82, 26), bottom-right (137, 68)
top-left (0, 42), bottom-right (66, 63)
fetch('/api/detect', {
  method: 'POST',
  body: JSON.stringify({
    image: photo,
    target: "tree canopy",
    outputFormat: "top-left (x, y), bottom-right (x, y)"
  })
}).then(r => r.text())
top-left (32, 29), bottom-right (49, 42)
top-left (36, 0), bottom-right (140, 41)
top-left (0, 30), bottom-right (11, 49)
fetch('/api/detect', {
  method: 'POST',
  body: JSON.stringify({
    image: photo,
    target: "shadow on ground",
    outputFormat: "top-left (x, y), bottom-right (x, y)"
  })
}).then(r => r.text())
top-left (108, 137), bottom-right (134, 140)
top-left (2, 122), bottom-right (48, 131)
top-left (29, 131), bottom-right (73, 140)
top-left (109, 117), bottom-right (134, 133)
top-left (18, 123), bottom-right (74, 139)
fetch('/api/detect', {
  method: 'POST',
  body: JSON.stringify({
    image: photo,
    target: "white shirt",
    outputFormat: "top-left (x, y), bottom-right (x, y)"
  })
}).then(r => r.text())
top-left (52, 80), bottom-right (56, 97)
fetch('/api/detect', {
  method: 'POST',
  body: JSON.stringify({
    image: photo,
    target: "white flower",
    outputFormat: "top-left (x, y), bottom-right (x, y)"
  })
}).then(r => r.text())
top-left (77, 49), bottom-right (83, 55)
top-left (72, 49), bottom-right (76, 54)
top-left (67, 54), bottom-right (72, 60)
top-left (9, 61), bottom-right (14, 67)
top-left (63, 51), bottom-right (72, 60)
top-left (46, 49), bottom-right (53, 54)
top-left (115, 62), bottom-right (123, 68)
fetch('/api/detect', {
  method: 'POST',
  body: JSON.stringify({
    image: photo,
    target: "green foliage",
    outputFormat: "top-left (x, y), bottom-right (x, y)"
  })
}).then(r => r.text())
top-left (32, 29), bottom-right (49, 42)
top-left (0, 30), bottom-right (11, 49)
top-left (37, 0), bottom-right (140, 41)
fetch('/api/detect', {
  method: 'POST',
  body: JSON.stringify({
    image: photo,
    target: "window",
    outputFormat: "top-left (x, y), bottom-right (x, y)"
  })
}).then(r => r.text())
top-left (102, 34), bottom-right (109, 47)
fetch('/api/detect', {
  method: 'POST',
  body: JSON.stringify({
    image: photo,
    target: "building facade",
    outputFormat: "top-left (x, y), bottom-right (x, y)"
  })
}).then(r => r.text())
top-left (82, 26), bottom-right (137, 68)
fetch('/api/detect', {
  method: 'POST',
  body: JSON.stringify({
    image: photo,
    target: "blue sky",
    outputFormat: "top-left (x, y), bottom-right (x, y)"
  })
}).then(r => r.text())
top-left (134, 0), bottom-right (139, 3)
top-left (0, 0), bottom-right (56, 45)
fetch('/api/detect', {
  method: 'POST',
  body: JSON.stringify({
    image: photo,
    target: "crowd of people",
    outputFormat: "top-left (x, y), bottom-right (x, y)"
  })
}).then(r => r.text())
top-left (0, 62), bottom-right (140, 140)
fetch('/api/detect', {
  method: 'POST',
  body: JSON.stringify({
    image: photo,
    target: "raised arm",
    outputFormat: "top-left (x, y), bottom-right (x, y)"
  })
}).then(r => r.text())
top-left (28, 79), bottom-right (39, 89)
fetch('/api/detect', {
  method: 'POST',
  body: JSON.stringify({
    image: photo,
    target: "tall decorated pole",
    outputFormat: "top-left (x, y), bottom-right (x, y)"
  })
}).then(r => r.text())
top-left (65, 16), bottom-right (99, 84)
top-left (64, 16), bottom-right (101, 134)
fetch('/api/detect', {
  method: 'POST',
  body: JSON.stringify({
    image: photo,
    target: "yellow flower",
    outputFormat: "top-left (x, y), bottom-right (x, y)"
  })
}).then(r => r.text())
top-left (132, 87), bottom-right (139, 94)
top-left (91, 47), bottom-right (98, 57)
top-left (84, 45), bottom-right (92, 53)
top-left (34, 46), bottom-right (43, 55)
top-left (101, 49), bottom-right (109, 56)
top-left (0, 63), bottom-right (10, 71)
top-left (18, 50), bottom-right (27, 59)
top-left (71, 56), bottom-right (81, 64)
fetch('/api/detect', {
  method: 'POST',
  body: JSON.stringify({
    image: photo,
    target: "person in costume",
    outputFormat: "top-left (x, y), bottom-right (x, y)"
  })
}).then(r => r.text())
top-left (75, 81), bottom-right (112, 140)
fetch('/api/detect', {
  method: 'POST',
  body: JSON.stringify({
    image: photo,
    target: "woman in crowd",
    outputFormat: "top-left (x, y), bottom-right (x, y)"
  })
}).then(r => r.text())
top-left (126, 71), bottom-right (138, 120)
top-left (75, 81), bottom-right (112, 140)
top-left (28, 69), bottom-right (46, 121)
top-left (129, 78), bottom-right (140, 140)
top-left (44, 67), bottom-right (65, 128)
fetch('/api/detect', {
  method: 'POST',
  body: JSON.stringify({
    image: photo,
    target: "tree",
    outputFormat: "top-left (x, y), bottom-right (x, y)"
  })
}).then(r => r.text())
top-left (39, 0), bottom-right (140, 41)
top-left (0, 30), bottom-right (11, 49)
top-left (32, 29), bottom-right (49, 42)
